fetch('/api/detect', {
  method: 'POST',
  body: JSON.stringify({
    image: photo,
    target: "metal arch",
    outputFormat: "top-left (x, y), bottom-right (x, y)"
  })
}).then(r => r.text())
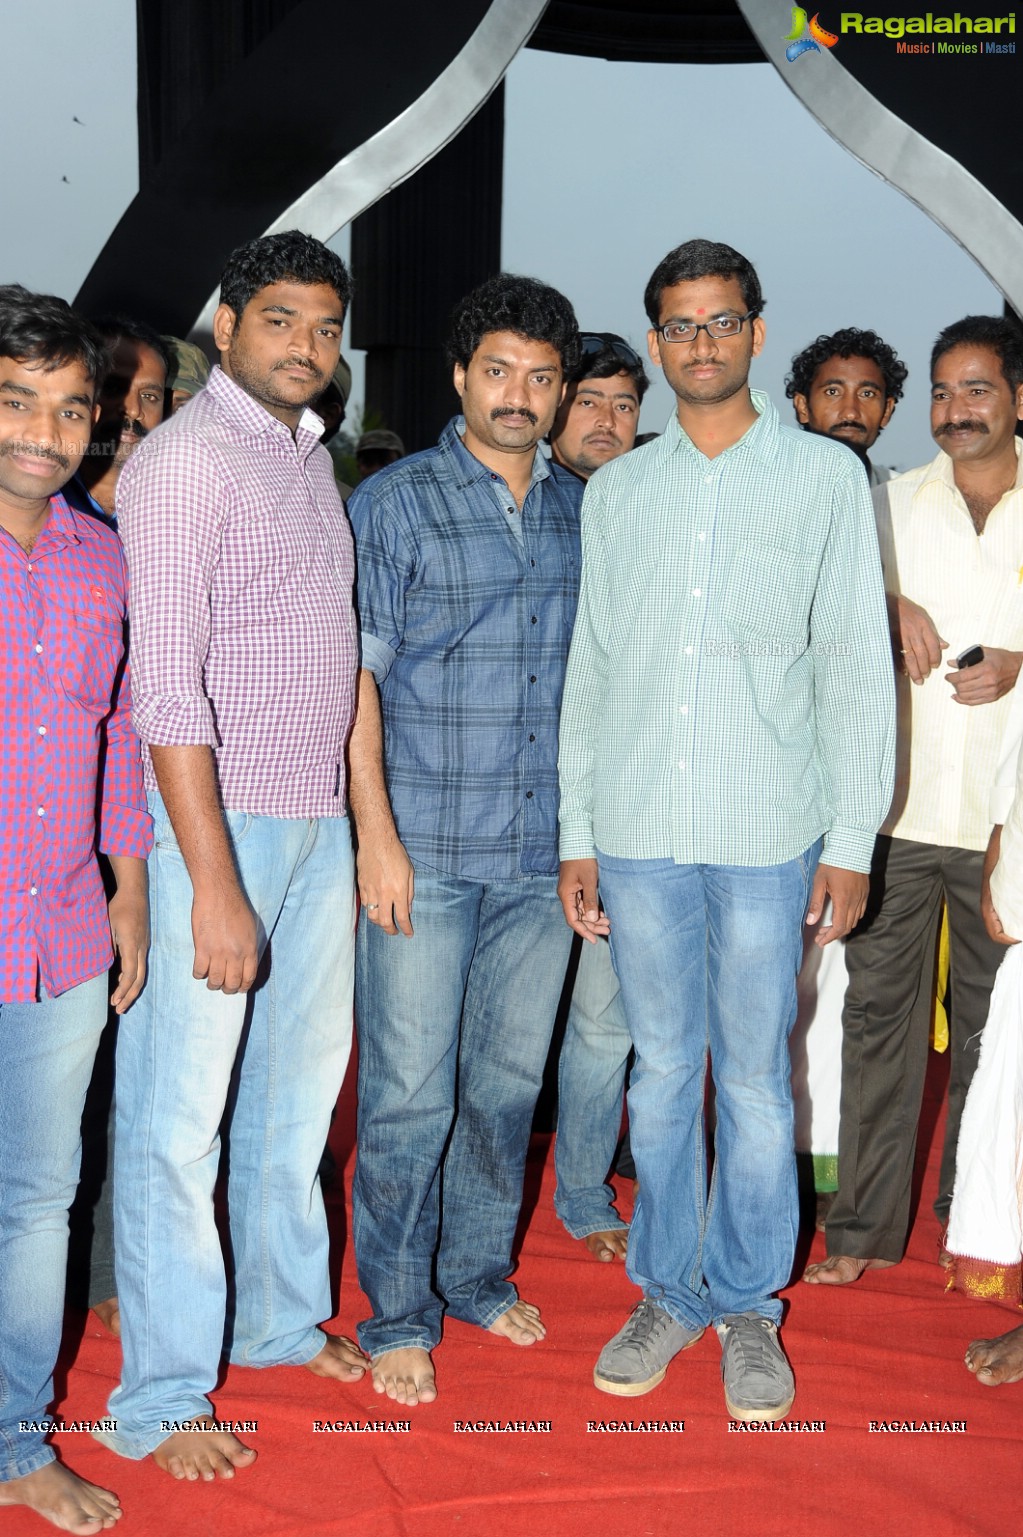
top-left (191, 0), bottom-right (547, 333)
top-left (737, 0), bottom-right (1023, 316)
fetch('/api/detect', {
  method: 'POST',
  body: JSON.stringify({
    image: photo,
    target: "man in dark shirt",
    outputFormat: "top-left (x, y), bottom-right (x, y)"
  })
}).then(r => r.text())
top-left (348, 274), bottom-right (582, 1408)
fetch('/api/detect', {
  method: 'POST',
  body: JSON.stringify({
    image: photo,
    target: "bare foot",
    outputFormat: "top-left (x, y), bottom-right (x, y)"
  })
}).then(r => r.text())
top-left (151, 1419), bottom-right (256, 1482)
top-left (0, 1462), bottom-right (121, 1532)
top-left (370, 1347), bottom-right (437, 1407)
top-left (92, 1298), bottom-right (120, 1338)
top-left (304, 1333), bottom-right (368, 1381)
top-left (965, 1325), bottom-right (1023, 1386)
top-left (584, 1229), bottom-right (629, 1262)
top-left (803, 1254), bottom-right (896, 1285)
top-left (489, 1299), bottom-right (545, 1346)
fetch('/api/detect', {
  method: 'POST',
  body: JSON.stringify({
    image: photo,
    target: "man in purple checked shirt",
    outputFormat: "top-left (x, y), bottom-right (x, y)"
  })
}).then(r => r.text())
top-left (97, 233), bottom-right (368, 1487)
top-left (0, 286), bottom-right (151, 1535)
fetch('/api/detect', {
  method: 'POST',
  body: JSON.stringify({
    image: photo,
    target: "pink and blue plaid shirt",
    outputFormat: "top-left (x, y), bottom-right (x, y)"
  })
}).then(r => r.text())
top-left (117, 366), bottom-right (358, 817)
top-left (0, 497), bottom-right (152, 1003)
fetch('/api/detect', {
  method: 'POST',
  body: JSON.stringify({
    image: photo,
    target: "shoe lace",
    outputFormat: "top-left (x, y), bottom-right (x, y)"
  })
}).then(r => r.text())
top-left (726, 1316), bottom-right (774, 1375)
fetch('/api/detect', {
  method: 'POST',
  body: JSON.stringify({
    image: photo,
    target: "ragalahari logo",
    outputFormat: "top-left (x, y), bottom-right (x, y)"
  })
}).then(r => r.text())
top-left (785, 7), bottom-right (839, 61)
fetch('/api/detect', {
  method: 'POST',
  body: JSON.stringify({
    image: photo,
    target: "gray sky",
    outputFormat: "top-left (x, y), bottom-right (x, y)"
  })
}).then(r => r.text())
top-left (2, 3), bottom-right (1003, 470)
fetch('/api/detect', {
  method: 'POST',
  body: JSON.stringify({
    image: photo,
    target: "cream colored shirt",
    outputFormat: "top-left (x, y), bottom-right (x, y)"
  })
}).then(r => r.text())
top-left (989, 679), bottom-right (1023, 940)
top-left (874, 442), bottom-right (1023, 852)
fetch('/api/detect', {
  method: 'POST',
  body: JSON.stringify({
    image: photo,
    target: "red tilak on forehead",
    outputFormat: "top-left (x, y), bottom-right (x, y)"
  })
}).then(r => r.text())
top-left (694, 308), bottom-right (707, 316)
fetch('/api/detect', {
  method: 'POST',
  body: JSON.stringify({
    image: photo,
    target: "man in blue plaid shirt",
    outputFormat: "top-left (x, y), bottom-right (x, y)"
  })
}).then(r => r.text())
top-left (347, 274), bottom-right (583, 1408)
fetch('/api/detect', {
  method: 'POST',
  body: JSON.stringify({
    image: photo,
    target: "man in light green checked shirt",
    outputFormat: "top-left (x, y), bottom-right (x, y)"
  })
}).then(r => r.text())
top-left (557, 239), bottom-right (895, 1423)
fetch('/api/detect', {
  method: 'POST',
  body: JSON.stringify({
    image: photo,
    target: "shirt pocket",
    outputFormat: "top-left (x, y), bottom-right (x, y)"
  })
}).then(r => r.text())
top-left (720, 542), bottom-right (817, 645)
top-left (59, 609), bottom-right (125, 714)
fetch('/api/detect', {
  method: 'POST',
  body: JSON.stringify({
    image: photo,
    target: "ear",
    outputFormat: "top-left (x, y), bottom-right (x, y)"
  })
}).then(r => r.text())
top-left (452, 360), bottom-right (466, 400)
top-left (1015, 382), bottom-right (1023, 423)
top-left (880, 396), bottom-right (897, 430)
top-left (792, 391), bottom-right (811, 426)
top-left (750, 315), bottom-right (766, 358)
top-left (647, 328), bottom-right (664, 372)
top-left (212, 302), bottom-right (239, 355)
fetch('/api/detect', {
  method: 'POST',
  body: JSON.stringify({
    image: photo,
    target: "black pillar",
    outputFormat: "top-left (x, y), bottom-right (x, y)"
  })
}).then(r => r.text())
top-left (350, 85), bottom-right (504, 453)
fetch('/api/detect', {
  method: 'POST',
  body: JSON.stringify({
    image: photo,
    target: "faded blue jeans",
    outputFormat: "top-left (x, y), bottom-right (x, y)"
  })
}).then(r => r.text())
top-left (105, 796), bottom-right (355, 1457)
top-left (597, 843), bottom-right (820, 1329)
top-left (554, 936), bottom-right (632, 1238)
top-left (353, 871), bottom-right (572, 1358)
top-left (0, 974), bottom-right (108, 1480)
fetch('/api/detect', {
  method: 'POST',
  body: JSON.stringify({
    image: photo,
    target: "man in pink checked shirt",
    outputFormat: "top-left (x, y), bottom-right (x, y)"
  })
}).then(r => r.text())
top-left (95, 233), bottom-right (367, 1487)
top-left (0, 285), bottom-right (151, 1535)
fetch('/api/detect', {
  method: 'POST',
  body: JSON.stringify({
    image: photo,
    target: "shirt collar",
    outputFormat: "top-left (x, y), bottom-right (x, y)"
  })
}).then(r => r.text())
top-left (205, 364), bottom-right (326, 457)
top-left (438, 415), bottom-right (551, 492)
top-left (656, 387), bottom-right (778, 466)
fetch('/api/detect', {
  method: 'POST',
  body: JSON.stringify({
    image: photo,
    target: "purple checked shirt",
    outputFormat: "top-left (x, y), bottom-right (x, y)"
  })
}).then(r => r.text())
top-left (117, 366), bottom-right (358, 817)
top-left (0, 497), bottom-right (151, 1003)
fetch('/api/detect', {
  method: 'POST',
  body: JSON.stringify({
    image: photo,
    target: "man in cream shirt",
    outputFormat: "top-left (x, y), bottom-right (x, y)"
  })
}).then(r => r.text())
top-left (806, 313), bottom-right (1023, 1286)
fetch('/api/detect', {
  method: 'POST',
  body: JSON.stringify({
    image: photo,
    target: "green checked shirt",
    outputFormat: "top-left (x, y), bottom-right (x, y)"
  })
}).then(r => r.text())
top-left (558, 391), bottom-right (895, 872)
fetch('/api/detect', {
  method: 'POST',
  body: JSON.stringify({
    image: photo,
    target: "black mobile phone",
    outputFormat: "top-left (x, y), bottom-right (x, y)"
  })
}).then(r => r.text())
top-left (956, 644), bottom-right (985, 669)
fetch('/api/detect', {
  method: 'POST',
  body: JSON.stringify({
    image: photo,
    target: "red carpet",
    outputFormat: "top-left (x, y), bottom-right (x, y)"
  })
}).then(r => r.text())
top-left (9, 1057), bottom-right (1020, 1537)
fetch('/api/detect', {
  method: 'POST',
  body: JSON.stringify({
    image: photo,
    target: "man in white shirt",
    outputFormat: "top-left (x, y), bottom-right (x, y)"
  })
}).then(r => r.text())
top-left (805, 314), bottom-right (1023, 1285)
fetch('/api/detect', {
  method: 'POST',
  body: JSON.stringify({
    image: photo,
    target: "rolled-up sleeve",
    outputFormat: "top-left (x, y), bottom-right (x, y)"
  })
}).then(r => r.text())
top-left (117, 435), bottom-right (226, 748)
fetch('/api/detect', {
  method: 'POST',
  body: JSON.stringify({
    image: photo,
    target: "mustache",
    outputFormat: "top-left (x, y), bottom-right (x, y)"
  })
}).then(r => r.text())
top-left (828, 420), bottom-right (868, 437)
top-left (937, 419), bottom-right (988, 435)
top-left (0, 439), bottom-right (71, 472)
top-left (273, 358), bottom-right (324, 380)
top-left (491, 406), bottom-right (539, 425)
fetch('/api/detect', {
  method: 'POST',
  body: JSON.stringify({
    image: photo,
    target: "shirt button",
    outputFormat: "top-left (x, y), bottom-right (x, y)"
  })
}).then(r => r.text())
top-left (37, 806), bottom-right (45, 817)
top-left (530, 615), bottom-right (537, 624)
top-left (526, 790), bottom-right (534, 799)
top-left (530, 559), bottom-right (536, 568)
top-left (698, 532), bottom-right (706, 541)
top-left (680, 705), bottom-right (689, 715)
top-left (692, 589), bottom-right (701, 598)
top-left (684, 646), bottom-right (693, 656)
top-left (26, 562), bottom-right (33, 572)
top-left (38, 725), bottom-right (47, 735)
top-left (30, 886), bottom-right (38, 896)
top-left (528, 734), bottom-right (536, 743)
top-left (704, 475), bottom-right (713, 484)
top-left (529, 674), bottom-right (537, 683)
top-left (678, 761), bottom-right (686, 770)
top-left (35, 643), bottom-right (43, 653)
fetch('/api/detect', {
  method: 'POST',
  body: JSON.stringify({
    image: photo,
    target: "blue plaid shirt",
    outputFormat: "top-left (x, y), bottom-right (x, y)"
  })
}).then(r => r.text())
top-left (349, 419), bottom-right (582, 880)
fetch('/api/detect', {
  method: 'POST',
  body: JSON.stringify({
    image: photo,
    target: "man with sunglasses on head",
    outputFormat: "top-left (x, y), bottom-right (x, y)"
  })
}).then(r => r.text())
top-left (548, 333), bottom-right (649, 1263)
top-left (558, 239), bottom-right (894, 1421)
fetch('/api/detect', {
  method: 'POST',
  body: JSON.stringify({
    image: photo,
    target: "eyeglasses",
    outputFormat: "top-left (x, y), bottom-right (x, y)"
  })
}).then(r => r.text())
top-left (657, 313), bottom-right (758, 345)
top-left (579, 332), bottom-right (642, 368)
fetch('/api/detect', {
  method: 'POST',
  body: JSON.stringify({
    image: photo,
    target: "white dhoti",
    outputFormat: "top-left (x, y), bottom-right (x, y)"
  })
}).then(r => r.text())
top-left (946, 941), bottom-right (1023, 1307)
top-left (790, 933), bottom-right (849, 1192)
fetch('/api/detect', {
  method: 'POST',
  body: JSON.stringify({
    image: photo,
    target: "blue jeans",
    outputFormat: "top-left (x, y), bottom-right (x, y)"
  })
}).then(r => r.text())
top-left (0, 974), bottom-right (108, 1481)
top-left (597, 843), bottom-right (820, 1330)
top-left (554, 936), bottom-right (632, 1238)
top-left (105, 796), bottom-right (355, 1458)
top-left (353, 872), bottom-right (572, 1357)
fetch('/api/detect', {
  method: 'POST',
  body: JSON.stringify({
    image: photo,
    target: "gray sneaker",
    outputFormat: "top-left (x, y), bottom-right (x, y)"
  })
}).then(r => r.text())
top-left (717, 1312), bottom-right (794, 1422)
top-left (594, 1300), bottom-right (705, 1396)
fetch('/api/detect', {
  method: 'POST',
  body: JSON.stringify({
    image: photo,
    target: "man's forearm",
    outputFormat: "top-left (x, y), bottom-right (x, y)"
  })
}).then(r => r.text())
top-left (347, 668), bottom-right (399, 843)
top-left (149, 744), bottom-right (240, 898)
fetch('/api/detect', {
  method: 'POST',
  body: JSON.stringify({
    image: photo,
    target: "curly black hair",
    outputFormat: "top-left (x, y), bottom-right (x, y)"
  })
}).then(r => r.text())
top-left (218, 231), bottom-right (351, 318)
top-left (446, 274), bottom-right (580, 374)
top-left (643, 239), bottom-right (764, 328)
top-left (785, 327), bottom-right (908, 403)
top-left (0, 283), bottom-right (109, 381)
top-left (931, 314), bottom-right (1023, 394)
